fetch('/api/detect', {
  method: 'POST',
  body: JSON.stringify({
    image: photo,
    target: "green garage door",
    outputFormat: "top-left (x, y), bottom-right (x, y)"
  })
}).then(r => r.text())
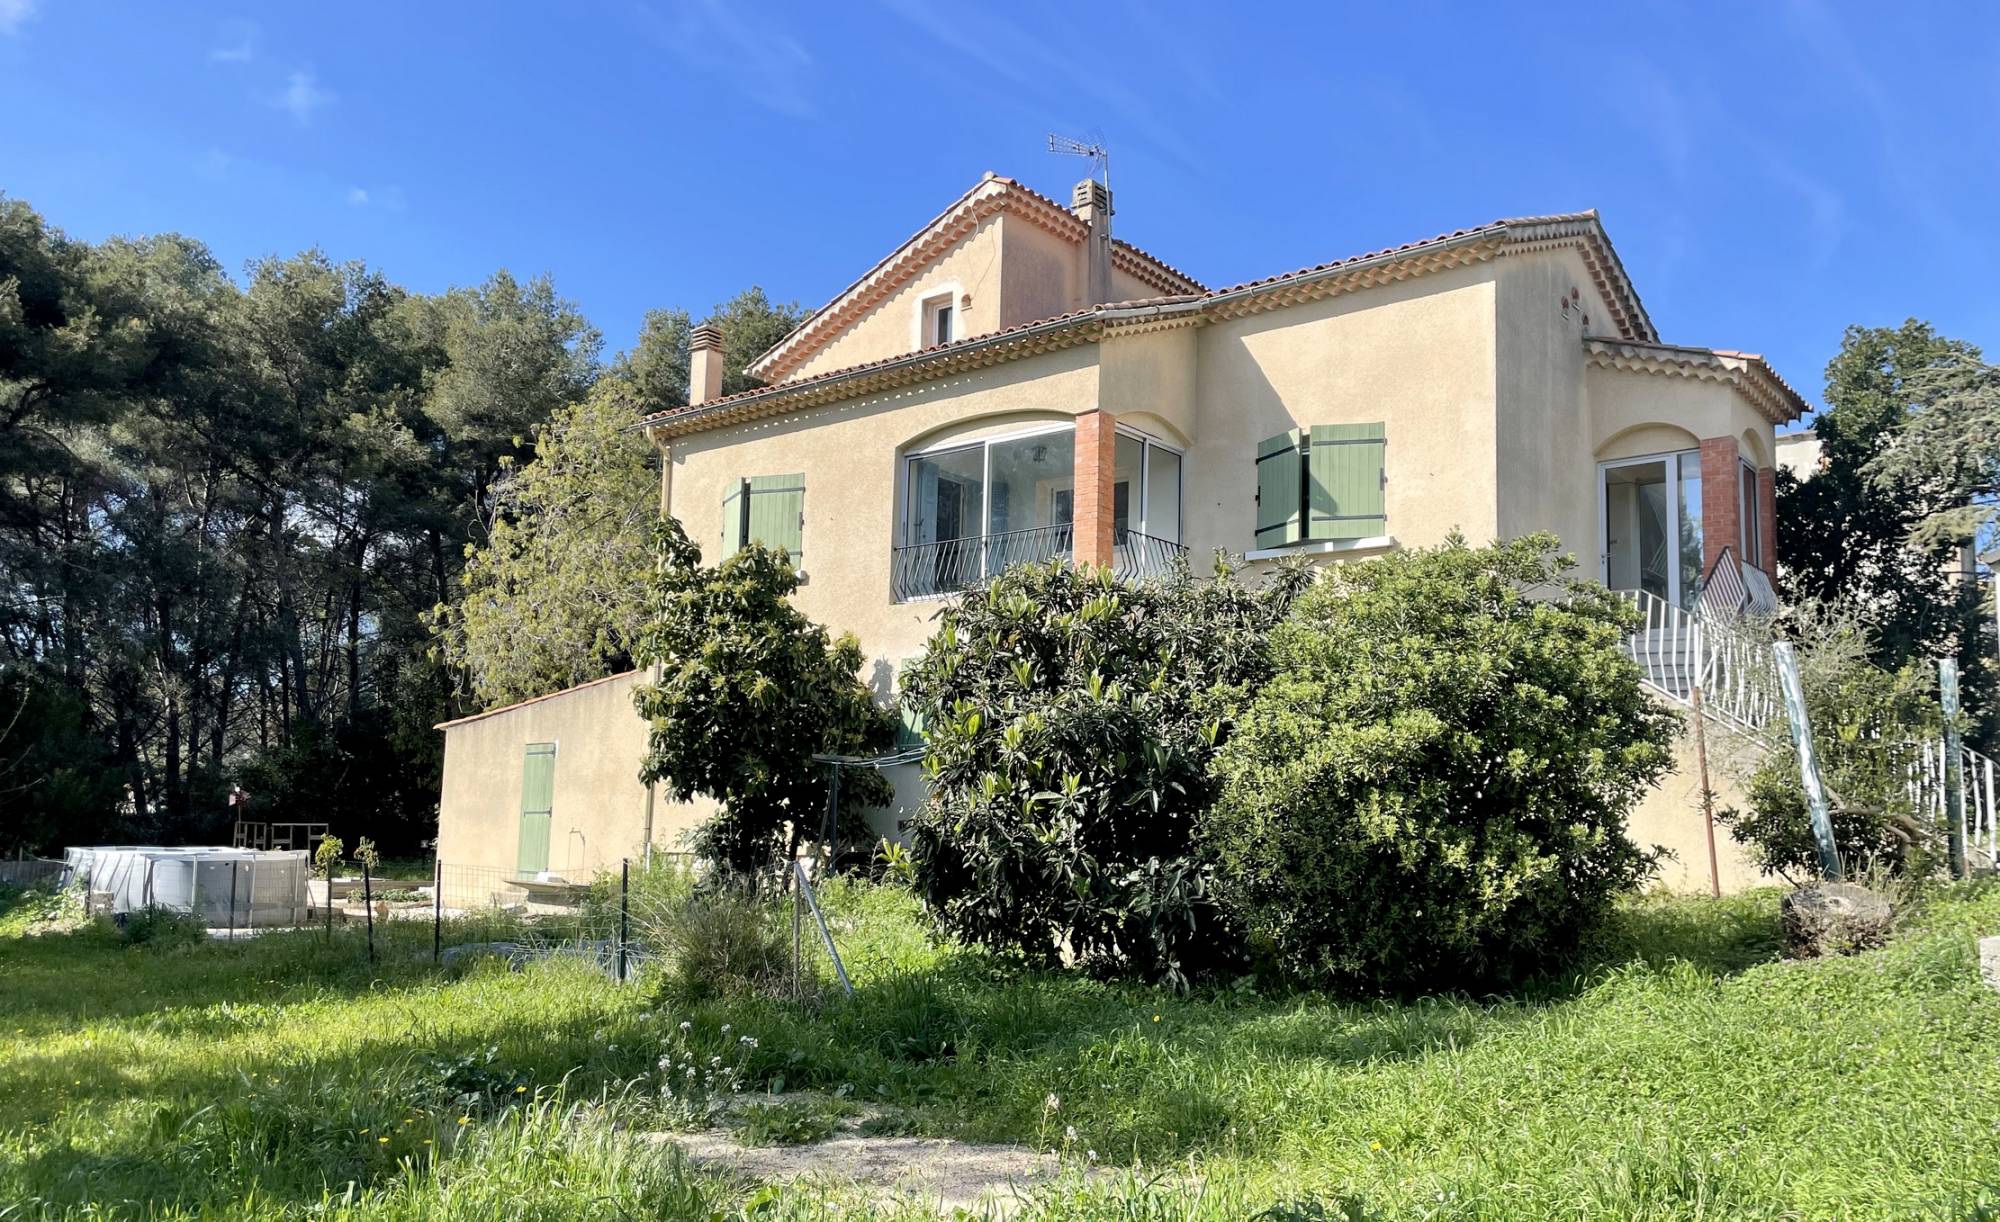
top-left (517, 743), bottom-right (556, 876)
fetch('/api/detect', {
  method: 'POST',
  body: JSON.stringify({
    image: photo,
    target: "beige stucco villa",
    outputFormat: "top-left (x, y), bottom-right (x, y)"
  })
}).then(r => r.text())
top-left (435, 172), bottom-right (1808, 892)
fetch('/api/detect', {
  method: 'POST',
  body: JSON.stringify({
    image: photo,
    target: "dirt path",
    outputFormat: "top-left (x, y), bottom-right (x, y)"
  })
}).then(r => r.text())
top-left (657, 1128), bottom-right (1077, 1214)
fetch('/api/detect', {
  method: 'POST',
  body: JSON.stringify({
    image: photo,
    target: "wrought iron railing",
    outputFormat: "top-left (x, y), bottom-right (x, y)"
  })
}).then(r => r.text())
top-left (1905, 739), bottom-right (2000, 868)
top-left (1617, 589), bottom-right (1780, 734)
top-left (1696, 545), bottom-right (1779, 619)
top-left (1112, 530), bottom-right (1188, 582)
top-left (891, 523), bottom-right (1073, 601)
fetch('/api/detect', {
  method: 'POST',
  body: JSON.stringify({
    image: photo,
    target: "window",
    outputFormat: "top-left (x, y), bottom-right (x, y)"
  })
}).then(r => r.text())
top-left (1113, 430), bottom-right (1183, 544)
top-left (922, 293), bottom-right (955, 347)
top-left (1255, 423), bottom-right (1386, 548)
top-left (721, 474), bottom-right (805, 565)
top-left (898, 425), bottom-right (1074, 599)
top-left (1739, 460), bottom-right (1761, 569)
top-left (1599, 449), bottom-right (1703, 610)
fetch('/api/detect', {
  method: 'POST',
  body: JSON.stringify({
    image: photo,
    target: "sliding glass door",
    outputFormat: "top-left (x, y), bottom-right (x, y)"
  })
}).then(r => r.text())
top-left (1599, 451), bottom-right (1703, 609)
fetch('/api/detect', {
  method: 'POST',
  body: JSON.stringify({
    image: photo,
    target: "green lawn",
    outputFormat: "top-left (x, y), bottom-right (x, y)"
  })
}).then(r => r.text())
top-left (2, 879), bottom-right (1997, 1219)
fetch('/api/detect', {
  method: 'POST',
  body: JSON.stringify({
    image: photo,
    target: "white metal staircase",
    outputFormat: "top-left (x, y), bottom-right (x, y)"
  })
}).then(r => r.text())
top-left (1617, 585), bottom-right (1997, 869)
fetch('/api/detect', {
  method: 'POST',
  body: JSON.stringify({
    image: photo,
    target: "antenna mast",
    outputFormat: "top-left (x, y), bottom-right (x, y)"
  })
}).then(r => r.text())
top-left (1046, 133), bottom-right (1110, 203)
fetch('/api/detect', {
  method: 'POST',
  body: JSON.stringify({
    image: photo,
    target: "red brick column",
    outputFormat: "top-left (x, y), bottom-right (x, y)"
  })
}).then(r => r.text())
top-left (1698, 436), bottom-right (1741, 579)
top-left (1756, 466), bottom-right (1777, 574)
top-left (1073, 410), bottom-right (1116, 568)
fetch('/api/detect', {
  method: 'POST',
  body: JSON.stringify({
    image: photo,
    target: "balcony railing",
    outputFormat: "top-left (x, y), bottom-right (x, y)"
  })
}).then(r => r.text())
top-left (1113, 530), bottom-right (1188, 582)
top-left (891, 523), bottom-right (1073, 601)
top-left (891, 525), bottom-right (1189, 601)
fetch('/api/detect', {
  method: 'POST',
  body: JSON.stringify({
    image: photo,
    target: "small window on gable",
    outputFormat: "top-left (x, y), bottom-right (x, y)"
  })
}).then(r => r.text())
top-left (921, 293), bottom-right (955, 347)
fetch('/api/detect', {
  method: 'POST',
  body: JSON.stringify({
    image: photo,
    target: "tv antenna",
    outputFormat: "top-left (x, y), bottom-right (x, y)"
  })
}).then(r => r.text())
top-left (1047, 133), bottom-right (1110, 197)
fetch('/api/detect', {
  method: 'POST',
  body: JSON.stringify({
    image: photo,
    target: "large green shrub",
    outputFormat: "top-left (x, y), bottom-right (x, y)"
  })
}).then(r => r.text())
top-left (1205, 535), bottom-right (1676, 993)
top-left (632, 520), bottom-right (893, 877)
top-left (901, 556), bottom-right (1309, 987)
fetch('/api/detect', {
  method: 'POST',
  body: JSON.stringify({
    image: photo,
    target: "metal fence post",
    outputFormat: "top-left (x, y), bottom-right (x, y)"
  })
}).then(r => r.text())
top-left (432, 859), bottom-right (442, 965)
top-left (228, 861), bottom-right (239, 941)
top-left (1942, 657), bottom-right (1967, 879)
top-left (363, 861), bottom-right (375, 965)
top-left (617, 858), bottom-right (630, 984)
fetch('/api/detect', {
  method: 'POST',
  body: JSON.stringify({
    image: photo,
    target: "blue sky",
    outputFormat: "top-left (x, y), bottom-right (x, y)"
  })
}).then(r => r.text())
top-left (3, 1), bottom-right (1996, 409)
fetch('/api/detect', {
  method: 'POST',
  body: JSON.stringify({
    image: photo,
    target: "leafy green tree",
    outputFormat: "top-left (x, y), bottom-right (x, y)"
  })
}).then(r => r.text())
top-left (435, 382), bottom-right (660, 707)
top-left (1782, 321), bottom-right (1995, 747)
top-left (0, 668), bottom-right (125, 854)
top-left (611, 287), bottom-right (803, 410)
top-left (1205, 535), bottom-right (1675, 993)
top-left (901, 556), bottom-right (1310, 987)
top-left (631, 522), bottom-right (893, 876)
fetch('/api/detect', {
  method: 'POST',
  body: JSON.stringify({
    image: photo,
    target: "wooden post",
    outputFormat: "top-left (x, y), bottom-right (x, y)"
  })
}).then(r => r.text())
top-left (1942, 658), bottom-right (1967, 880)
top-left (1690, 684), bottom-right (1722, 898)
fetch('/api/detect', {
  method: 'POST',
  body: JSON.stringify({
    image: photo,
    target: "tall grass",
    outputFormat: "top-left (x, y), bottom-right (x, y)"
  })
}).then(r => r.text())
top-left (2, 878), bottom-right (1998, 1219)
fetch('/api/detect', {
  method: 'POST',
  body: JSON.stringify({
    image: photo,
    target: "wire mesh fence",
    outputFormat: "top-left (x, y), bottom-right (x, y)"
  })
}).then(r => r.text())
top-left (14, 848), bottom-right (859, 996)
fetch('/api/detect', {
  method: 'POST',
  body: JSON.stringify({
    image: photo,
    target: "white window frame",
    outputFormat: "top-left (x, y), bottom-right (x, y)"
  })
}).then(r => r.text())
top-left (1596, 448), bottom-right (1702, 609)
top-left (901, 420), bottom-right (1076, 547)
top-left (912, 282), bottom-right (964, 350)
top-left (1112, 424), bottom-right (1185, 545)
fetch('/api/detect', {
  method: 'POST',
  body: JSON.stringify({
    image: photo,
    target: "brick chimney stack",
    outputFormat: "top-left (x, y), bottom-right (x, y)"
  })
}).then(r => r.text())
top-left (1071, 179), bottom-right (1114, 307)
top-left (688, 322), bottom-right (725, 406)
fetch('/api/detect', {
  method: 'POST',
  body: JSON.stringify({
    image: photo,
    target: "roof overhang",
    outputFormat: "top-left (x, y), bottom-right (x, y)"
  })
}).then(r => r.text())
top-left (640, 211), bottom-right (1707, 440)
top-left (1584, 339), bottom-right (1811, 425)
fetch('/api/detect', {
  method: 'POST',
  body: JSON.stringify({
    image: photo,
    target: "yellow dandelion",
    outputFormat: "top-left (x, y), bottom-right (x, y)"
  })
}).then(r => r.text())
top-left (515, 1085), bottom-right (527, 1093)
top-left (1370, 1140), bottom-right (1383, 1151)
top-left (1152, 1015), bottom-right (1160, 1023)
top-left (378, 1137), bottom-right (389, 1145)
top-left (457, 1116), bottom-right (470, 1126)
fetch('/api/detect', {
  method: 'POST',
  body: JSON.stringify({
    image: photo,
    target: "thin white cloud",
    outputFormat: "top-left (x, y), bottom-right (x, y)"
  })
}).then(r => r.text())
top-left (273, 68), bottom-right (334, 124)
top-left (630, 0), bottom-right (817, 119)
top-left (0, 0), bottom-right (37, 35)
top-left (346, 185), bottom-right (407, 212)
top-left (209, 21), bottom-right (256, 63)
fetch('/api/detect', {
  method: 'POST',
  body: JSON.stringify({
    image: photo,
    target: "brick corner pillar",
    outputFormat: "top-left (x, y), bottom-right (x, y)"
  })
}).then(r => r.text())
top-left (1073, 409), bottom-right (1116, 568)
top-left (1697, 436), bottom-right (1741, 578)
top-left (1756, 465), bottom-right (1777, 574)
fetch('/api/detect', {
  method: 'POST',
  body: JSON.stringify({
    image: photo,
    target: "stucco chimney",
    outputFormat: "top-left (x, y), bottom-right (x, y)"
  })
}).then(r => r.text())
top-left (688, 322), bottom-right (725, 406)
top-left (1071, 179), bottom-right (1113, 306)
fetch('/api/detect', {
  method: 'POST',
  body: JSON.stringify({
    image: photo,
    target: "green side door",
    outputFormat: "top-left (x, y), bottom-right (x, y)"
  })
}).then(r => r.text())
top-left (517, 742), bottom-right (556, 876)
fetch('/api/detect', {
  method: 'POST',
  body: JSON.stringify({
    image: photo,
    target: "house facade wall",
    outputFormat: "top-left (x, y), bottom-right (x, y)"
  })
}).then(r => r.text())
top-left (434, 671), bottom-right (708, 875)
top-left (789, 214), bottom-right (1010, 382)
top-left (1186, 264), bottom-right (1502, 561)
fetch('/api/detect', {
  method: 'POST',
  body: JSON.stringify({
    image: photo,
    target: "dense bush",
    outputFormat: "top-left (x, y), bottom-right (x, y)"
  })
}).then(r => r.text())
top-left (1205, 535), bottom-right (1676, 993)
top-left (901, 555), bottom-right (1309, 987)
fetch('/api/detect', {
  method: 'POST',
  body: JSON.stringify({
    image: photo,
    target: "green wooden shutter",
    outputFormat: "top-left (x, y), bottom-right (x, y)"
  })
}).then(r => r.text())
top-left (720, 479), bottom-right (749, 560)
top-left (894, 660), bottom-right (926, 749)
top-left (516, 743), bottom-right (555, 876)
top-left (1255, 429), bottom-right (1304, 548)
top-left (1307, 423), bottom-right (1387, 540)
top-left (746, 473), bottom-right (805, 564)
